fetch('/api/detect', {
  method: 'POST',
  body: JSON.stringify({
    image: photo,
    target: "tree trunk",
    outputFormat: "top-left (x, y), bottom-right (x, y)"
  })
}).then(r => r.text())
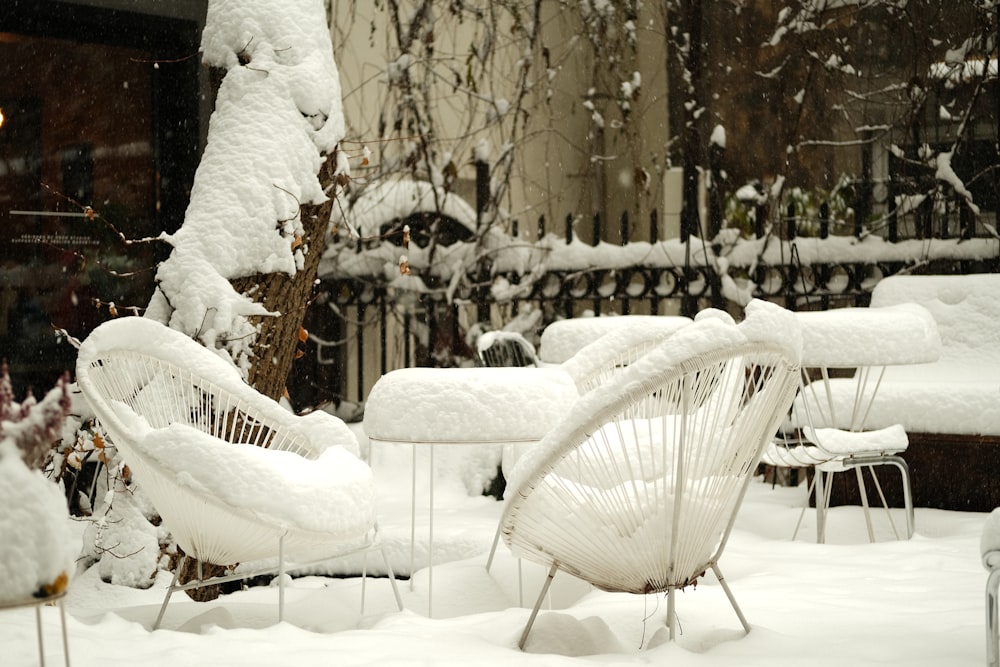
top-left (230, 154), bottom-right (339, 401)
top-left (179, 154), bottom-right (338, 600)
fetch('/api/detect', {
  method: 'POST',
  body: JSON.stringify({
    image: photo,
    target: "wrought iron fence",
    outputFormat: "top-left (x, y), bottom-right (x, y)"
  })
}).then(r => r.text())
top-left (287, 205), bottom-right (1000, 413)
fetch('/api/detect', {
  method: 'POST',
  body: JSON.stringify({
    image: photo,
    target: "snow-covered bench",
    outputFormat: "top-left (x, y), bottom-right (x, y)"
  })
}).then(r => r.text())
top-left (862, 274), bottom-right (1000, 436)
top-left (830, 273), bottom-right (1000, 510)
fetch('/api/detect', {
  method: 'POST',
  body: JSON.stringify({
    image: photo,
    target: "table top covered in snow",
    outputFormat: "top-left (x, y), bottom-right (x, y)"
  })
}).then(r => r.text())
top-left (363, 366), bottom-right (579, 444)
top-left (795, 303), bottom-right (941, 369)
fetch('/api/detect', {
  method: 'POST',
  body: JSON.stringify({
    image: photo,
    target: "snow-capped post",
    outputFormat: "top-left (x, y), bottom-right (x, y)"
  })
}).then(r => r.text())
top-left (145, 0), bottom-right (347, 401)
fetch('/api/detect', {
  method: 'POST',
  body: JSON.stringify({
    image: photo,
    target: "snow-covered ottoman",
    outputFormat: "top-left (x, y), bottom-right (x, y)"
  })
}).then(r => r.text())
top-left (363, 366), bottom-right (578, 615)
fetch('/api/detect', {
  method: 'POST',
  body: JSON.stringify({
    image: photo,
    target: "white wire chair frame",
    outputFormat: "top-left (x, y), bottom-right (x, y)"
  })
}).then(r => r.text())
top-left (76, 317), bottom-right (402, 629)
top-left (499, 338), bottom-right (800, 649)
top-left (484, 319), bottom-right (691, 584)
top-left (779, 364), bottom-right (915, 544)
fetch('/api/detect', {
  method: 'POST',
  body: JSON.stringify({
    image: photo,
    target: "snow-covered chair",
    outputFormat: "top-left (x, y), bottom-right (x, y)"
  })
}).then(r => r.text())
top-left (497, 301), bottom-right (801, 648)
top-left (476, 331), bottom-right (540, 367)
top-left (484, 316), bottom-right (698, 597)
top-left (984, 509), bottom-right (1000, 667)
top-left (537, 314), bottom-right (691, 364)
top-left (776, 304), bottom-right (940, 543)
top-left (75, 317), bottom-right (401, 629)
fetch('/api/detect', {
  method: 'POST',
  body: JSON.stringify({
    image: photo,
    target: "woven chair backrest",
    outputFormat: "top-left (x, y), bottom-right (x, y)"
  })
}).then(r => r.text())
top-left (78, 348), bottom-right (316, 460)
top-left (502, 340), bottom-right (798, 595)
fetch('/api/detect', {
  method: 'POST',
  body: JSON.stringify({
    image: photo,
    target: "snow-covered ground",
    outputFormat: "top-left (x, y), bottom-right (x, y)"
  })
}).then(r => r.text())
top-left (3, 429), bottom-right (987, 667)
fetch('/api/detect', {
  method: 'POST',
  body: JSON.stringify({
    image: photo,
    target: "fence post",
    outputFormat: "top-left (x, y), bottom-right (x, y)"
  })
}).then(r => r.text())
top-left (475, 159), bottom-right (492, 323)
top-left (592, 212), bottom-right (601, 247)
top-left (475, 159), bottom-right (489, 232)
top-left (887, 180), bottom-right (898, 243)
top-left (960, 200), bottom-right (973, 240)
top-left (357, 303), bottom-right (366, 400)
top-left (620, 211), bottom-right (630, 245)
top-left (819, 201), bottom-right (830, 239)
top-left (565, 213), bottom-right (574, 245)
top-left (754, 203), bottom-right (766, 238)
top-left (708, 139), bottom-right (725, 239)
top-left (649, 208), bottom-right (658, 243)
top-left (856, 128), bottom-right (873, 239)
top-left (538, 214), bottom-right (546, 239)
top-left (786, 202), bottom-right (797, 241)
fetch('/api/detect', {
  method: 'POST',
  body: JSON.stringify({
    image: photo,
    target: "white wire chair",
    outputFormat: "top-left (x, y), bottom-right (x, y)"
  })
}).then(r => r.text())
top-left (476, 331), bottom-right (540, 367)
top-left (778, 365), bottom-right (915, 543)
top-left (497, 314), bottom-right (800, 649)
top-left (75, 317), bottom-right (402, 629)
top-left (485, 316), bottom-right (696, 580)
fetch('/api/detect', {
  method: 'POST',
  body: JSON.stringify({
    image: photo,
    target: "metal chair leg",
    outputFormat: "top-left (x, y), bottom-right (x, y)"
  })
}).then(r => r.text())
top-left (485, 522), bottom-right (502, 573)
top-left (518, 562), bottom-right (558, 650)
top-left (35, 604), bottom-right (45, 667)
top-left (380, 546), bottom-right (404, 611)
top-left (153, 556), bottom-right (185, 630)
top-left (59, 598), bottom-right (70, 667)
top-left (712, 562), bottom-right (751, 635)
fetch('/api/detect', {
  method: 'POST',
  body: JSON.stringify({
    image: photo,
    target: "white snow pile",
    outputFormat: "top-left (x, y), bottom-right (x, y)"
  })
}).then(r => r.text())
top-left (0, 442), bottom-right (77, 603)
top-left (146, 0), bottom-right (345, 375)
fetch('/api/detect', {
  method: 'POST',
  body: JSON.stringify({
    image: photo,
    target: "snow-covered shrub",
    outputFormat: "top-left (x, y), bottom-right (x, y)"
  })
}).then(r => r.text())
top-left (0, 365), bottom-right (77, 602)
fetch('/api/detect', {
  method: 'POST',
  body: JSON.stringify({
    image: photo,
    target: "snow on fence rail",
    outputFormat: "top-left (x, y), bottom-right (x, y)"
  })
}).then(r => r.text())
top-left (290, 207), bottom-right (1000, 411)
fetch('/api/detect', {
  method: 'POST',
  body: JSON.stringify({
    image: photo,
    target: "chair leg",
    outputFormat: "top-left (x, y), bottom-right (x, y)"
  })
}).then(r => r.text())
top-left (855, 466), bottom-right (876, 543)
top-left (815, 469), bottom-right (830, 544)
top-left (278, 535), bottom-right (286, 623)
top-left (987, 568), bottom-right (1000, 667)
top-left (666, 586), bottom-right (676, 640)
top-left (485, 522), bottom-right (502, 573)
top-left (518, 562), bottom-right (558, 651)
top-left (885, 456), bottom-right (914, 539)
top-left (153, 556), bottom-right (185, 630)
top-left (791, 469), bottom-right (818, 541)
top-left (380, 546), bottom-right (404, 611)
top-left (712, 562), bottom-right (751, 635)
top-left (361, 549), bottom-right (368, 616)
top-left (59, 598), bottom-right (70, 667)
top-left (35, 603), bottom-right (45, 667)
top-left (845, 455), bottom-right (914, 541)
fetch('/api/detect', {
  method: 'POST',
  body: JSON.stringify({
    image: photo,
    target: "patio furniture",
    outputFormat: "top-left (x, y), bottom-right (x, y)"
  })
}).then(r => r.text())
top-left (537, 314), bottom-right (691, 364)
top-left (983, 508), bottom-right (1000, 667)
top-left (498, 314), bottom-right (699, 481)
top-left (484, 315), bottom-right (698, 603)
top-left (1, 592), bottom-right (70, 667)
top-left (75, 317), bottom-right (402, 630)
top-left (782, 304), bottom-right (940, 543)
top-left (476, 331), bottom-right (540, 367)
top-left (363, 365), bottom-right (578, 617)
top-left (497, 300), bottom-right (801, 648)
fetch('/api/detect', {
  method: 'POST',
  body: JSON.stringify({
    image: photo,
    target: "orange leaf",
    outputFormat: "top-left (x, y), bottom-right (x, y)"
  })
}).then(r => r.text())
top-left (93, 432), bottom-right (105, 449)
top-left (294, 348), bottom-right (305, 359)
top-left (297, 326), bottom-right (308, 343)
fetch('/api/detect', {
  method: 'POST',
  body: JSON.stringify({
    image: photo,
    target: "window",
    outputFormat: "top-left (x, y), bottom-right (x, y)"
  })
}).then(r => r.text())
top-left (0, 2), bottom-right (204, 396)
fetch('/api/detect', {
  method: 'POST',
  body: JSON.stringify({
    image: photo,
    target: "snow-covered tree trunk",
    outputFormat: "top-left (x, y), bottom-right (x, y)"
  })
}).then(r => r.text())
top-left (146, 0), bottom-right (347, 401)
top-left (142, 0), bottom-right (347, 598)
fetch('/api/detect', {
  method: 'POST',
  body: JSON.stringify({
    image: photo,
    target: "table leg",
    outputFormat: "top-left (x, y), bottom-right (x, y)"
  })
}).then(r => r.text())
top-left (428, 443), bottom-right (434, 618)
top-left (409, 443), bottom-right (416, 593)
